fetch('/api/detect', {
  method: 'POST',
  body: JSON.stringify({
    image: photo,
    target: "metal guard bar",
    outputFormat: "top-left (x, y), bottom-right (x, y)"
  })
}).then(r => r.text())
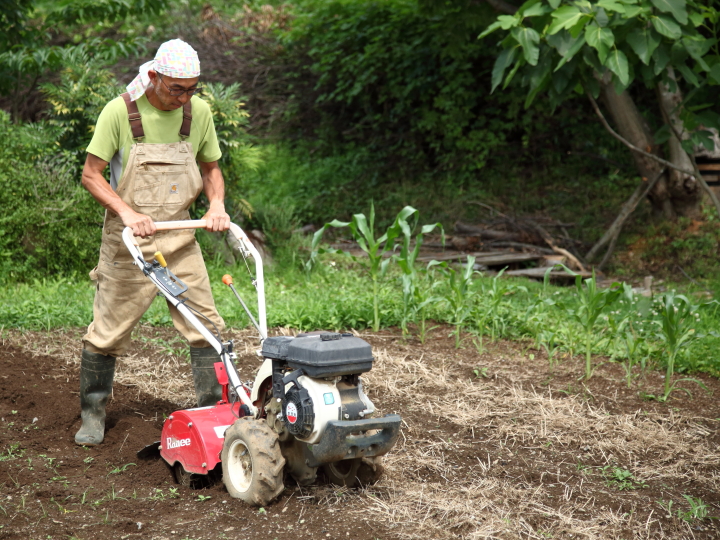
top-left (305, 414), bottom-right (402, 468)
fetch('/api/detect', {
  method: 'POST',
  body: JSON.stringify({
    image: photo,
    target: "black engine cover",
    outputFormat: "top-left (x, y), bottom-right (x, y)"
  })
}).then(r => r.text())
top-left (262, 333), bottom-right (374, 378)
top-left (283, 386), bottom-right (314, 439)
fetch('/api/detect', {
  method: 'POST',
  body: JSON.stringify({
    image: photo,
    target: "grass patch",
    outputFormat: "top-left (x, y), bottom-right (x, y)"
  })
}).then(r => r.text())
top-left (1, 252), bottom-right (720, 380)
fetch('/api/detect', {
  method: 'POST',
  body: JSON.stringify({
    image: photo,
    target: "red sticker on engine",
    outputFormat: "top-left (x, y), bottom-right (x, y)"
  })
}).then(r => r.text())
top-left (286, 402), bottom-right (298, 424)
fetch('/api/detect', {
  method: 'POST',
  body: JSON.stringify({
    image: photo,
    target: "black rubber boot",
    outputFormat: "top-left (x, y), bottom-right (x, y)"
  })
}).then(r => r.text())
top-left (75, 349), bottom-right (116, 446)
top-left (190, 346), bottom-right (223, 407)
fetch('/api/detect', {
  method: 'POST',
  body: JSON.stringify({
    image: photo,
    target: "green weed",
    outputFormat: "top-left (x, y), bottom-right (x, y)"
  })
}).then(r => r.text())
top-left (108, 462), bottom-right (136, 475)
top-left (0, 444), bottom-right (24, 461)
top-left (601, 466), bottom-right (647, 491)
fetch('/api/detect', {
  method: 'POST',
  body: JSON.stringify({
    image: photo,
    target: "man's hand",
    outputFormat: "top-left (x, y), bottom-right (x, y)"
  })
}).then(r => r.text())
top-left (119, 208), bottom-right (157, 238)
top-left (201, 200), bottom-right (231, 232)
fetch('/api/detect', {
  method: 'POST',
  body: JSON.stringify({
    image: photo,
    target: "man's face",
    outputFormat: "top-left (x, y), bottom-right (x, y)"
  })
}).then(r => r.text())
top-left (148, 70), bottom-right (200, 110)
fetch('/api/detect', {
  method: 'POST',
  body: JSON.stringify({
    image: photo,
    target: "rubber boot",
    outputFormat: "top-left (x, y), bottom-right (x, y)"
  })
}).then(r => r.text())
top-left (190, 346), bottom-right (223, 407)
top-left (75, 349), bottom-right (116, 446)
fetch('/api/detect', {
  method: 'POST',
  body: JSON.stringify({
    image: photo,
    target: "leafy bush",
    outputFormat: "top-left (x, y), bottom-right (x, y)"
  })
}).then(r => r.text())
top-left (283, 0), bottom-right (522, 173)
top-left (0, 111), bottom-right (103, 280)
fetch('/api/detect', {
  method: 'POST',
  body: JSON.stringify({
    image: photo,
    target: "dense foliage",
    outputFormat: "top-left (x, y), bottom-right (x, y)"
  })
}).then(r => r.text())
top-left (283, 0), bottom-right (535, 172)
top-left (481, 0), bottom-right (720, 151)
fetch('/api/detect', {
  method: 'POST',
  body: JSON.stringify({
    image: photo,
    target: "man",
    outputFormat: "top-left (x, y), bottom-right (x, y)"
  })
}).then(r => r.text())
top-left (77, 39), bottom-right (230, 446)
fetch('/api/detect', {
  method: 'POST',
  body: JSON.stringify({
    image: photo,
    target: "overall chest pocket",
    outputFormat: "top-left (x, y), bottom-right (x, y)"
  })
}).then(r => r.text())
top-left (133, 161), bottom-right (189, 207)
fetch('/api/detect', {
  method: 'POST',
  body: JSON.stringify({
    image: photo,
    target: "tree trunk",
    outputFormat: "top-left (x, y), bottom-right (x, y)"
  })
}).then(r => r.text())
top-left (599, 75), bottom-right (701, 219)
top-left (656, 68), bottom-right (702, 218)
top-left (598, 79), bottom-right (676, 218)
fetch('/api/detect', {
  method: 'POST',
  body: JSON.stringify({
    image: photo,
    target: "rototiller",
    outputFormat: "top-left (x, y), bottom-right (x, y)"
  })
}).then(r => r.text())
top-left (126, 220), bottom-right (400, 505)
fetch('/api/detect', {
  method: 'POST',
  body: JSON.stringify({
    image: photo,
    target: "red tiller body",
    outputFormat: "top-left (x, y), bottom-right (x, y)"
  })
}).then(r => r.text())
top-left (160, 362), bottom-right (250, 474)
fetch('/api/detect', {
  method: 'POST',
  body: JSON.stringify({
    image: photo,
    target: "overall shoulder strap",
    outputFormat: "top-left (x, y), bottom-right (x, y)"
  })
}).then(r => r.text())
top-left (121, 92), bottom-right (144, 140)
top-left (180, 99), bottom-right (192, 138)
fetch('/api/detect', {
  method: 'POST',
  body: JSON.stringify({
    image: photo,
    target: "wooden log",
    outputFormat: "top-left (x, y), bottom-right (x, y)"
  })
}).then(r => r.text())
top-left (504, 267), bottom-right (592, 280)
top-left (454, 221), bottom-right (521, 241)
top-left (417, 251), bottom-right (541, 266)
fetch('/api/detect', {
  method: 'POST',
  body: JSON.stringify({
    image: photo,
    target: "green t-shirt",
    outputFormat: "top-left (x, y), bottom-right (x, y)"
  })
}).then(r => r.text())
top-left (86, 94), bottom-right (222, 190)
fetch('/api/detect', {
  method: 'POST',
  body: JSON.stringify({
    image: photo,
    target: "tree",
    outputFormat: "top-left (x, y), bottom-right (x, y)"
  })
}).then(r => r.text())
top-left (0, 0), bottom-right (168, 121)
top-left (477, 0), bottom-right (720, 220)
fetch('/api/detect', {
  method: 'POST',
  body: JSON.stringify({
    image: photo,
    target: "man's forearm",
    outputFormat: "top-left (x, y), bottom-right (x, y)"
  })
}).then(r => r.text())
top-left (81, 153), bottom-right (156, 237)
top-left (201, 165), bottom-right (226, 206)
top-left (82, 170), bottom-right (132, 216)
top-left (199, 161), bottom-right (230, 231)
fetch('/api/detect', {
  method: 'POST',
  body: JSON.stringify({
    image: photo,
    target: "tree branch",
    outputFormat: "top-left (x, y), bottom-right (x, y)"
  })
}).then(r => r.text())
top-left (585, 90), bottom-right (695, 177)
top-left (586, 168), bottom-right (665, 265)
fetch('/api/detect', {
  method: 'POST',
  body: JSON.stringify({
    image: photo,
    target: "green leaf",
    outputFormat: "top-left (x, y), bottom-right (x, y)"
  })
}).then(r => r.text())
top-left (709, 63), bottom-right (720, 84)
top-left (597, 0), bottom-right (626, 13)
top-left (585, 24), bottom-right (614, 64)
top-left (553, 60), bottom-right (576, 93)
top-left (584, 77), bottom-right (600, 98)
top-left (503, 57), bottom-right (524, 89)
top-left (649, 0), bottom-right (688, 25)
top-left (627, 27), bottom-right (661, 65)
top-left (691, 130), bottom-right (715, 152)
top-left (582, 46), bottom-right (604, 73)
top-left (595, 7), bottom-right (610, 27)
top-left (499, 14), bottom-right (519, 30)
top-left (512, 27), bottom-right (541, 66)
top-left (688, 11), bottom-right (704, 27)
top-left (652, 15), bottom-right (682, 39)
top-left (606, 49), bottom-right (630, 85)
top-left (555, 34), bottom-right (587, 71)
top-left (653, 44), bottom-right (671, 75)
top-left (682, 36), bottom-right (714, 72)
top-left (548, 6), bottom-right (584, 35)
top-left (675, 63), bottom-right (700, 87)
top-left (549, 0), bottom-right (561, 8)
top-left (491, 47), bottom-right (518, 92)
top-left (680, 138), bottom-right (694, 154)
top-left (622, 6), bottom-right (645, 18)
top-left (523, 3), bottom-right (551, 17)
top-left (654, 124), bottom-right (672, 144)
top-left (479, 15), bottom-right (518, 39)
top-left (478, 21), bottom-right (502, 40)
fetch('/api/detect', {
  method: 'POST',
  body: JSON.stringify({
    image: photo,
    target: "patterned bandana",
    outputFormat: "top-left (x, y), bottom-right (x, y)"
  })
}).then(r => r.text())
top-left (126, 39), bottom-right (201, 101)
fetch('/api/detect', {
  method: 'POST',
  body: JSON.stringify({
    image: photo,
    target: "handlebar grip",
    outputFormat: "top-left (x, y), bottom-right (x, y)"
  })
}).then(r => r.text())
top-left (222, 274), bottom-right (234, 286)
top-left (154, 220), bottom-right (207, 231)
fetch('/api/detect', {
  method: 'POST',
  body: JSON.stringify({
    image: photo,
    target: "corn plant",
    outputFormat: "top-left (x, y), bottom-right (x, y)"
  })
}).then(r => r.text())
top-left (473, 268), bottom-right (526, 349)
top-left (538, 330), bottom-right (560, 372)
top-left (309, 204), bottom-right (417, 331)
top-left (567, 271), bottom-right (622, 380)
top-left (655, 292), bottom-right (706, 402)
top-left (394, 213), bottom-right (443, 340)
top-left (678, 495), bottom-right (709, 522)
top-left (523, 266), bottom-right (561, 350)
top-left (617, 329), bottom-right (651, 388)
top-left (438, 256), bottom-right (477, 348)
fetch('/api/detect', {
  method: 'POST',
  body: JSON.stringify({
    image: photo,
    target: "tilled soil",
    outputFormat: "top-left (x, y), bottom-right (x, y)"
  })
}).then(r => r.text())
top-left (0, 325), bottom-right (719, 540)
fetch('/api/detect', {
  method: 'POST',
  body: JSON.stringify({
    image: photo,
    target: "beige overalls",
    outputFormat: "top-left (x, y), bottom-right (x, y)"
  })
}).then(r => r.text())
top-left (83, 93), bottom-right (225, 357)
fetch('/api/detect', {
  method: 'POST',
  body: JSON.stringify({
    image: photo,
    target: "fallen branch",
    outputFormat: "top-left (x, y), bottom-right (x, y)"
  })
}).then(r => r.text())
top-left (454, 221), bottom-right (521, 242)
top-left (586, 168), bottom-right (665, 263)
top-left (486, 241), bottom-right (556, 255)
top-left (525, 219), bottom-right (587, 272)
